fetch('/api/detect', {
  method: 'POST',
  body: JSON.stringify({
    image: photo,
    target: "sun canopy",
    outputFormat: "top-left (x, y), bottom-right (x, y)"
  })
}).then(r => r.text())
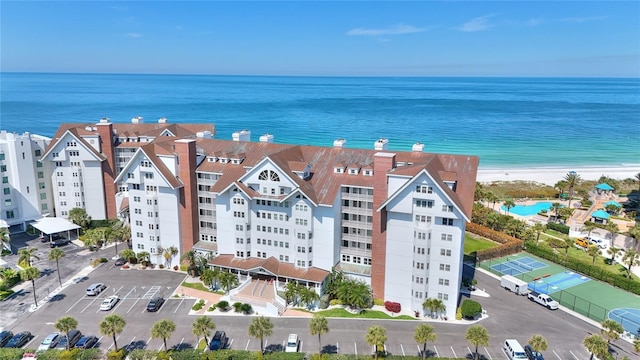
top-left (591, 209), bottom-right (611, 219)
top-left (595, 183), bottom-right (614, 191)
top-left (604, 200), bottom-right (622, 208)
top-left (30, 217), bottom-right (80, 234)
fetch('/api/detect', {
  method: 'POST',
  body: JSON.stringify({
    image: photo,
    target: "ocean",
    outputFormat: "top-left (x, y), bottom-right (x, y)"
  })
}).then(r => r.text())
top-left (1, 73), bottom-right (638, 168)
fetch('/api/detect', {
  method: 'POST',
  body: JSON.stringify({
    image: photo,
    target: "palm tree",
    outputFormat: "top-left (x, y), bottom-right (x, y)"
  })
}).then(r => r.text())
top-left (465, 325), bottom-right (489, 360)
top-left (485, 191), bottom-right (498, 210)
top-left (0, 227), bottom-right (10, 253)
top-left (581, 223), bottom-right (596, 239)
top-left (200, 268), bottom-right (216, 290)
top-left (365, 325), bottom-right (387, 360)
top-left (20, 266), bottom-right (40, 307)
top-left (83, 228), bottom-right (103, 249)
top-left (68, 207), bottom-right (91, 229)
top-left (181, 250), bottom-right (199, 276)
top-left (48, 248), bottom-right (65, 288)
top-left (164, 246), bottom-right (179, 268)
top-left (309, 314), bottom-right (329, 355)
top-left (151, 319), bottom-right (176, 352)
top-left (503, 198), bottom-right (516, 215)
top-left (284, 281), bottom-right (301, 305)
top-left (192, 316), bottom-right (215, 349)
top-left (120, 249), bottom-right (136, 263)
top-left (18, 247), bottom-right (39, 267)
top-left (528, 334), bottom-right (548, 352)
top-left (218, 271), bottom-right (239, 294)
top-left (248, 316), bottom-right (273, 354)
top-left (137, 251), bottom-right (150, 266)
top-left (554, 180), bottom-right (568, 200)
top-left (564, 171), bottom-right (581, 209)
top-left (550, 202), bottom-right (562, 222)
top-left (587, 246), bottom-right (601, 265)
top-left (55, 316), bottom-right (78, 350)
top-left (532, 223), bottom-right (546, 245)
top-left (324, 267), bottom-right (345, 298)
top-left (607, 246), bottom-right (621, 265)
top-left (629, 224), bottom-right (640, 248)
top-left (105, 227), bottom-right (119, 257)
top-left (422, 298), bottom-right (436, 318)
top-left (583, 334), bottom-right (608, 360)
top-left (600, 319), bottom-right (624, 348)
top-left (563, 237), bottom-right (575, 258)
top-left (99, 314), bottom-right (126, 352)
top-left (622, 249), bottom-right (640, 278)
top-left (0, 268), bottom-right (17, 284)
top-left (299, 287), bottom-right (320, 309)
top-left (605, 222), bottom-right (619, 243)
top-left (432, 299), bottom-right (446, 319)
top-left (336, 279), bottom-right (372, 310)
top-left (414, 324), bottom-right (437, 360)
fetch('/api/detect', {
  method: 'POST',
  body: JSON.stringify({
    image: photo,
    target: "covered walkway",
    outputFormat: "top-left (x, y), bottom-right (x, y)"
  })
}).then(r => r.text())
top-left (29, 217), bottom-right (81, 241)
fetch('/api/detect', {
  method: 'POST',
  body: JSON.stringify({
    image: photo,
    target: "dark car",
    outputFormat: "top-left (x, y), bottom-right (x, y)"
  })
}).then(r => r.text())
top-left (114, 257), bottom-right (126, 266)
top-left (524, 345), bottom-right (545, 360)
top-left (74, 335), bottom-right (98, 349)
top-left (146, 296), bottom-right (165, 312)
top-left (4, 331), bottom-right (32, 348)
top-left (0, 331), bottom-right (13, 347)
top-left (209, 330), bottom-right (227, 351)
top-left (55, 329), bottom-right (82, 349)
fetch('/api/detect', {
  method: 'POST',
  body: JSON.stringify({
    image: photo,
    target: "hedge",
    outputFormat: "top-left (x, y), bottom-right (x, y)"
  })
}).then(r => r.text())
top-left (467, 223), bottom-right (523, 262)
top-left (547, 222), bottom-right (570, 234)
top-left (460, 299), bottom-right (482, 319)
top-left (525, 241), bottom-right (640, 295)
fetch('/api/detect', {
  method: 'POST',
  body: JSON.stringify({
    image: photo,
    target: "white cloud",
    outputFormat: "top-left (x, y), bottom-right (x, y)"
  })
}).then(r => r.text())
top-left (561, 16), bottom-right (607, 23)
top-left (347, 24), bottom-right (428, 36)
top-left (457, 14), bottom-right (496, 32)
top-left (125, 33), bottom-right (143, 38)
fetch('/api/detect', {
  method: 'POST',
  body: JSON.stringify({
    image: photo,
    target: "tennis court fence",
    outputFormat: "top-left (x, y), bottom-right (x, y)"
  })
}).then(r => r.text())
top-left (480, 258), bottom-right (640, 336)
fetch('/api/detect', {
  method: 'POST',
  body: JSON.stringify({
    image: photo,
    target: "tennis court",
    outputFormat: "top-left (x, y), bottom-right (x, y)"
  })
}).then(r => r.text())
top-left (490, 255), bottom-right (547, 276)
top-left (609, 308), bottom-right (640, 335)
top-left (528, 270), bottom-right (590, 294)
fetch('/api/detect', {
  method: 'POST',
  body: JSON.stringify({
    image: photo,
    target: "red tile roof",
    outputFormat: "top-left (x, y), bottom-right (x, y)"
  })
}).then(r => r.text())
top-left (209, 255), bottom-right (329, 283)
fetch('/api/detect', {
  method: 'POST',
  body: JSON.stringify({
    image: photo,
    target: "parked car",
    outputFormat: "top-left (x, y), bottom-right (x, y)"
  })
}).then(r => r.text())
top-left (524, 345), bottom-right (545, 360)
top-left (74, 335), bottom-right (98, 349)
top-left (0, 331), bottom-right (13, 347)
top-left (86, 283), bottom-right (106, 296)
top-left (5, 332), bottom-right (32, 348)
top-left (209, 331), bottom-right (227, 351)
top-left (285, 334), bottom-right (299, 353)
top-left (114, 257), bottom-right (126, 266)
top-left (146, 296), bottom-right (165, 312)
top-left (37, 332), bottom-right (60, 351)
top-left (50, 234), bottom-right (70, 248)
top-left (100, 295), bottom-right (120, 311)
top-left (55, 330), bottom-right (82, 350)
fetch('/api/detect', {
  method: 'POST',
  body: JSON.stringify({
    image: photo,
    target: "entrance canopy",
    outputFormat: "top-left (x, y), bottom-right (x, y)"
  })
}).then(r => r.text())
top-left (30, 217), bottom-right (80, 235)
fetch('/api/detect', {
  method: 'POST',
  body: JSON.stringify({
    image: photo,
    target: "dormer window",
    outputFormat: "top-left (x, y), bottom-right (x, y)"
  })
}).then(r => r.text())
top-left (348, 168), bottom-right (359, 175)
top-left (363, 170), bottom-right (373, 176)
top-left (219, 158), bottom-right (229, 164)
top-left (334, 167), bottom-right (344, 174)
top-left (207, 157), bottom-right (216, 162)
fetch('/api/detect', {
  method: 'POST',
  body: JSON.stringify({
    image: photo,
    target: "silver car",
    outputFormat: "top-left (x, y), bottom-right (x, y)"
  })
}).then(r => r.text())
top-left (37, 332), bottom-right (60, 351)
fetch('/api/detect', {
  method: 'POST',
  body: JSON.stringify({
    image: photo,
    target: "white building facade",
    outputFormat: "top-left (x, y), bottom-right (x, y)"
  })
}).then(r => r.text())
top-left (0, 131), bottom-right (53, 231)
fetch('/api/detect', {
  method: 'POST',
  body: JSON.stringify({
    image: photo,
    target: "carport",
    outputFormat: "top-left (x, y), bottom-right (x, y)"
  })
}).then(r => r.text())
top-left (29, 217), bottom-right (81, 241)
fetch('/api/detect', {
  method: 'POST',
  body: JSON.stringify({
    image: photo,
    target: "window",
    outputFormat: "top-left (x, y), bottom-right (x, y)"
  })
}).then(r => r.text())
top-left (437, 293), bottom-right (449, 301)
top-left (258, 170), bottom-right (280, 182)
top-left (41, 203), bottom-right (48, 211)
top-left (144, 173), bottom-right (154, 179)
top-left (37, 172), bottom-right (44, 179)
top-left (441, 218), bottom-right (454, 226)
top-left (441, 234), bottom-right (453, 241)
top-left (442, 205), bottom-right (454, 212)
top-left (3, 188), bottom-right (9, 195)
top-left (416, 200), bottom-right (433, 208)
top-left (415, 215), bottom-right (432, 223)
top-left (440, 249), bottom-right (452, 257)
top-left (1, 177), bottom-right (7, 184)
top-left (416, 185), bottom-right (433, 194)
top-left (440, 264), bottom-right (451, 271)
top-left (35, 149), bottom-right (41, 156)
top-left (137, 244), bottom-right (145, 250)
top-left (0, 165), bottom-right (6, 172)
top-left (438, 279), bottom-right (450, 286)
top-left (5, 210), bottom-right (14, 219)
top-left (39, 182), bottom-right (46, 189)
top-left (0, 154), bottom-right (3, 160)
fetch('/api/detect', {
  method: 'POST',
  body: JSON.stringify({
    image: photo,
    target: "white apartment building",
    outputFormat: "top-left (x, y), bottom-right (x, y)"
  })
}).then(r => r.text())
top-left (45, 120), bottom-right (477, 318)
top-left (0, 131), bottom-right (53, 232)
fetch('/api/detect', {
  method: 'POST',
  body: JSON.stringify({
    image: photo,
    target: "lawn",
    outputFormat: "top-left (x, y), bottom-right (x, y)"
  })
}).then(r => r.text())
top-left (181, 281), bottom-right (225, 295)
top-left (464, 233), bottom-right (498, 254)
top-left (314, 307), bottom-right (415, 320)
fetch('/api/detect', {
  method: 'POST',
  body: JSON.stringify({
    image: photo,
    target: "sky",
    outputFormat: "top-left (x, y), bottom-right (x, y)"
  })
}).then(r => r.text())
top-left (1, 1), bottom-right (639, 77)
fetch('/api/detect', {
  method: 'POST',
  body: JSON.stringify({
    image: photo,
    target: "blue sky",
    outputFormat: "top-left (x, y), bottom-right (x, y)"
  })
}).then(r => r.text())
top-left (2, 1), bottom-right (639, 77)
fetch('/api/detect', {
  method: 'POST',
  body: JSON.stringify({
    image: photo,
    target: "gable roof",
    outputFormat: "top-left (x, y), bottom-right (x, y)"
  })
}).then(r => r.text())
top-left (113, 144), bottom-right (184, 189)
top-left (41, 128), bottom-right (106, 161)
top-left (210, 254), bottom-right (329, 283)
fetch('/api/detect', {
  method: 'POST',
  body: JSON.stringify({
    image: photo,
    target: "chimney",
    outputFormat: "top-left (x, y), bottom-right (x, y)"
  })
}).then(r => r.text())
top-left (412, 142), bottom-right (425, 152)
top-left (259, 134), bottom-right (274, 143)
top-left (370, 152), bottom-right (396, 300)
top-left (131, 116), bottom-right (144, 124)
top-left (196, 131), bottom-right (213, 139)
top-left (175, 139), bottom-right (199, 254)
top-left (333, 139), bottom-right (347, 148)
top-left (232, 129), bottom-right (251, 142)
top-left (158, 117), bottom-right (168, 124)
top-left (96, 121), bottom-right (117, 219)
top-left (374, 138), bottom-right (388, 151)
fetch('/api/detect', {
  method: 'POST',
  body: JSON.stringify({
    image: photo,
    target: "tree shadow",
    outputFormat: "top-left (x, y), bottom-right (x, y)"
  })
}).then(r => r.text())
top-left (125, 339), bottom-right (147, 351)
top-left (419, 349), bottom-right (437, 358)
top-left (264, 343), bottom-right (283, 353)
top-left (465, 353), bottom-right (488, 360)
top-left (173, 342), bottom-right (194, 351)
top-left (40, 268), bottom-right (54, 277)
top-left (321, 344), bottom-right (338, 354)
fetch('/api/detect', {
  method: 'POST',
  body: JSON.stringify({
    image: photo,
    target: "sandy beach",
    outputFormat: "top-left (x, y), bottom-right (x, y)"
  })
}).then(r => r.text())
top-left (477, 166), bottom-right (639, 186)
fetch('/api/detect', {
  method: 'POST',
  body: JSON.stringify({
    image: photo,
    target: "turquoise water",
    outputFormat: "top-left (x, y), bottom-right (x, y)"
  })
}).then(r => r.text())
top-left (1, 73), bottom-right (639, 167)
top-left (501, 201), bottom-right (553, 216)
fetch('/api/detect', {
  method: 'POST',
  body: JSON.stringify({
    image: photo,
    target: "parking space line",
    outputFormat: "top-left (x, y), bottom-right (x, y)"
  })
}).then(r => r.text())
top-left (228, 338), bottom-right (234, 349)
top-left (336, 342), bottom-right (339, 354)
top-left (354, 342), bottom-right (357, 356)
top-left (467, 347), bottom-right (473, 358)
top-left (177, 337), bottom-right (184, 350)
top-left (146, 336), bottom-right (152, 347)
top-left (25, 334), bottom-right (38, 348)
top-left (107, 336), bottom-right (119, 350)
top-left (81, 298), bottom-right (99, 313)
top-left (66, 296), bottom-right (87, 313)
top-left (123, 286), bottom-right (137, 299)
top-left (433, 345), bottom-right (439, 358)
top-left (450, 346), bottom-right (456, 358)
top-left (400, 343), bottom-right (405, 356)
top-left (244, 339), bottom-right (250, 351)
top-left (552, 350), bottom-right (561, 359)
top-left (569, 350), bottom-right (579, 360)
top-left (300, 340), bottom-right (303, 352)
top-left (174, 298), bottom-right (185, 313)
top-left (127, 297), bottom-right (142, 313)
top-left (484, 346), bottom-right (493, 360)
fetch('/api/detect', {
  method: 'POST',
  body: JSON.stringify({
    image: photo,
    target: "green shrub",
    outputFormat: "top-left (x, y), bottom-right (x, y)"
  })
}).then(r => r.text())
top-left (373, 298), bottom-right (384, 306)
top-left (58, 349), bottom-right (79, 360)
top-left (208, 304), bottom-right (217, 311)
top-left (456, 306), bottom-right (463, 320)
top-left (241, 303), bottom-right (253, 314)
top-left (192, 299), bottom-right (206, 311)
top-left (319, 294), bottom-right (330, 309)
top-left (329, 299), bottom-right (343, 306)
top-left (106, 348), bottom-right (127, 360)
top-left (180, 264), bottom-right (188, 272)
top-left (128, 349), bottom-right (159, 360)
top-left (460, 299), bottom-right (482, 319)
top-left (547, 222), bottom-right (570, 234)
top-left (233, 301), bottom-right (243, 312)
top-left (75, 349), bottom-right (103, 360)
top-left (217, 300), bottom-right (229, 311)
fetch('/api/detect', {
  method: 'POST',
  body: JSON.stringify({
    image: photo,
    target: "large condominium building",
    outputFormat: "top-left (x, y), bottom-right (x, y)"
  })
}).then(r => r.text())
top-left (44, 120), bottom-right (477, 317)
top-left (0, 131), bottom-right (53, 231)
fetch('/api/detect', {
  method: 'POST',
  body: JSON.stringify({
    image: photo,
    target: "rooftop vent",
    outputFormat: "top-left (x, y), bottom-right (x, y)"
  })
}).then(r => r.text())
top-left (99, 117), bottom-right (110, 124)
top-left (333, 138), bottom-right (347, 148)
top-left (412, 142), bottom-right (425, 152)
top-left (374, 138), bottom-right (389, 151)
top-left (196, 131), bottom-right (213, 139)
top-left (131, 116), bottom-right (144, 124)
top-left (232, 129), bottom-right (251, 142)
top-left (158, 117), bottom-right (168, 124)
top-left (260, 134), bottom-right (274, 143)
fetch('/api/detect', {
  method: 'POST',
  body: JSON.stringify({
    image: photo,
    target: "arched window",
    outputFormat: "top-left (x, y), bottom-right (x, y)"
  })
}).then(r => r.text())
top-left (259, 170), bottom-right (269, 180)
top-left (258, 170), bottom-right (280, 182)
top-left (270, 171), bottom-right (280, 182)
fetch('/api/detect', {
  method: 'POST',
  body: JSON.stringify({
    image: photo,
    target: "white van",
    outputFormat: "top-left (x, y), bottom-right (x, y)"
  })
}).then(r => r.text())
top-left (285, 334), bottom-right (299, 352)
top-left (503, 339), bottom-right (527, 360)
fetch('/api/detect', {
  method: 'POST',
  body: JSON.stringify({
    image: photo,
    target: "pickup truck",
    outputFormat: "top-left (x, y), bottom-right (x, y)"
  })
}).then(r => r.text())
top-left (528, 291), bottom-right (559, 310)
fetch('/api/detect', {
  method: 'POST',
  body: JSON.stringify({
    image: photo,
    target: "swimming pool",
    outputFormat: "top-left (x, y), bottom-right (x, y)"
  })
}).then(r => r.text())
top-left (501, 201), bottom-right (553, 216)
